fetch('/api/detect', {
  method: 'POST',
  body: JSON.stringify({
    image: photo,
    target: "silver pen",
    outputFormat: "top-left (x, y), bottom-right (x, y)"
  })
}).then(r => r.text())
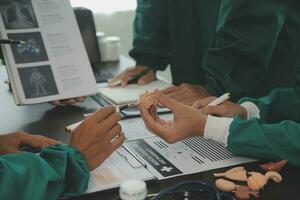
top-left (122, 145), bottom-right (147, 169)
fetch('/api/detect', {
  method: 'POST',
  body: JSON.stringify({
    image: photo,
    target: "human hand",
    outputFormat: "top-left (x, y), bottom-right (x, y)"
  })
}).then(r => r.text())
top-left (108, 66), bottom-right (156, 87)
top-left (50, 96), bottom-right (86, 106)
top-left (192, 97), bottom-right (247, 119)
top-left (139, 90), bottom-right (207, 144)
top-left (0, 132), bottom-right (59, 155)
top-left (70, 106), bottom-right (125, 170)
top-left (161, 84), bottom-right (210, 106)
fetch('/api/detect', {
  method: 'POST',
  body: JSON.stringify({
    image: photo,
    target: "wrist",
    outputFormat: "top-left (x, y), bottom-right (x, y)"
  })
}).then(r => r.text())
top-left (194, 114), bottom-right (207, 136)
top-left (240, 107), bottom-right (248, 120)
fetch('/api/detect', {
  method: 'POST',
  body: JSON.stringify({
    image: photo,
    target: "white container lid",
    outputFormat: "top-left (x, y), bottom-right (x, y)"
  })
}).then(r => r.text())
top-left (119, 179), bottom-right (147, 200)
top-left (105, 36), bottom-right (121, 44)
top-left (96, 31), bottom-right (105, 38)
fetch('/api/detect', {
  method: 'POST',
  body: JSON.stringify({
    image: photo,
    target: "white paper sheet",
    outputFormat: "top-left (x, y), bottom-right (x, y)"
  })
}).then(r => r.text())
top-left (98, 80), bottom-right (171, 105)
top-left (86, 150), bottom-right (155, 193)
top-left (120, 114), bottom-right (173, 141)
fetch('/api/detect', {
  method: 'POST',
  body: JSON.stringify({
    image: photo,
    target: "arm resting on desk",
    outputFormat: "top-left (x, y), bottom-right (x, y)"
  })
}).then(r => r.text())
top-left (228, 117), bottom-right (300, 167)
top-left (0, 144), bottom-right (90, 200)
top-left (205, 88), bottom-right (300, 167)
top-left (238, 88), bottom-right (300, 123)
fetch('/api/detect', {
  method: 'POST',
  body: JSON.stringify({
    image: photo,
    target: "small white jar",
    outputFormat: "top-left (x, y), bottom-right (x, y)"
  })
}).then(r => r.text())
top-left (99, 36), bottom-right (121, 62)
top-left (119, 179), bottom-right (147, 200)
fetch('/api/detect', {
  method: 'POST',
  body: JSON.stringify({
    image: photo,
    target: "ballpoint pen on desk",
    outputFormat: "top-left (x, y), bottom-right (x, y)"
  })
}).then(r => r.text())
top-left (0, 39), bottom-right (26, 45)
top-left (108, 68), bottom-right (153, 87)
top-left (65, 102), bottom-right (140, 132)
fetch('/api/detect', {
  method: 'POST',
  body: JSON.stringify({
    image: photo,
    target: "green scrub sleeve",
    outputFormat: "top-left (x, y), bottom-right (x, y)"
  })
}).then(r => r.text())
top-left (238, 88), bottom-right (300, 123)
top-left (228, 117), bottom-right (300, 167)
top-left (203, 0), bottom-right (288, 100)
top-left (0, 144), bottom-right (90, 200)
top-left (129, 0), bottom-right (169, 71)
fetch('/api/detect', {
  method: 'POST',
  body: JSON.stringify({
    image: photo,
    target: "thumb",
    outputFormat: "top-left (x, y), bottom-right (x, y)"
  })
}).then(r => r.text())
top-left (154, 90), bottom-right (180, 111)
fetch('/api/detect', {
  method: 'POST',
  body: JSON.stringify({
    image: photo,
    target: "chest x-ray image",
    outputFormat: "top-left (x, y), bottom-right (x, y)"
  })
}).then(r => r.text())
top-left (18, 65), bottom-right (59, 99)
top-left (0, 0), bottom-right (38, 29)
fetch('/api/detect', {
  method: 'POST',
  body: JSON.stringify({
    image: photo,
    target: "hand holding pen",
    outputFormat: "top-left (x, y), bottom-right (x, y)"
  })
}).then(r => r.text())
top-left (192, 93), bottom-right (248, 120)
top-left (108, 66), bottom-right (156, 87)
top-left (65, 102), bottom-right (139, 132)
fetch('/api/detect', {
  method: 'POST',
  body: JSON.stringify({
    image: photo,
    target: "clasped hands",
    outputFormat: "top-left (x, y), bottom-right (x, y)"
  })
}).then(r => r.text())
top-left (139, 90), bottom-right (247, 144)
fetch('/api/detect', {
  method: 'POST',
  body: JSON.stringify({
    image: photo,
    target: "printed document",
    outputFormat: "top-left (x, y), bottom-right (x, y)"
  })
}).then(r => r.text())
top-left (0, 0), bottom-right (97, 105)
top-left (126, 137), bottom-right (256, 180)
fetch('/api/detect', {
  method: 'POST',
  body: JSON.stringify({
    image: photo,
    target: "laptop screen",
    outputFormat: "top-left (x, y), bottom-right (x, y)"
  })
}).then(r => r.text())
top-left (74, 7), bottom-right (101, 67)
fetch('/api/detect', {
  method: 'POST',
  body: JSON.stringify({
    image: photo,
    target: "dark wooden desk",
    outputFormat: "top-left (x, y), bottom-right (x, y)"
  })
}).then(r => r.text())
top-left (0, 64), bottom-right (299, 200)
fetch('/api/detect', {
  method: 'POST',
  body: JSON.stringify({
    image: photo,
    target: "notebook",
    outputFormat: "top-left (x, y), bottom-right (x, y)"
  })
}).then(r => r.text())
top-left (97, 80), bottom-right (171, 105)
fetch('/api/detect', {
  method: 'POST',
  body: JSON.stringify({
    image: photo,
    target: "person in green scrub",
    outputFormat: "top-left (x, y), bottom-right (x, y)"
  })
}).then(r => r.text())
top-left (110, 0), bottom-right (299, 105)
top-left (139, 89), bottom-right (300, 167)
top-left (0, 106), bottom-right (124, 200)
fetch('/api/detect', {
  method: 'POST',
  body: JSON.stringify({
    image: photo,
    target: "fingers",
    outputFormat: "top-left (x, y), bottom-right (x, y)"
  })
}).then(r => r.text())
top-left (161, 86), bottom-right (179, 94)
top-left (50, 100), bottom-right (60, 106)
top-left (110, 132), bottom-right (125, 149)
top-left (88, 106), bottom-right (117, 123)
top-left (108, 66), bottom-right (154, 87)
top-left (121, 67), bottom-right (145, 87)
top-left (99, 112), bottom-right (121, 132)
top-left (154, 90), bottom-right (180, 111)
top-left (192, 97), bottom-right (217, 109)
top-left (149, 105), bottom-right (158, 119)
top-left (137, 71), bottom-right (155, 85)
top-left (139, 104), bottom-right (157, 133)
top-left (59, 99), bottom-right (77, 105)
top-left (49, 97), bottom-right (86, 106)
top-left (139, 103), bottom-right (168, 137)
top-left (105, 124), bottom-right (122, 143)
top-left (201, 106), bottom-right (224, 116)
top-left (20, 133), bottom-right (59, 148)
top-left (75, 96), bottom-right (86, 102)
top-left (107, 71), bottom-right (124, 86)
top-left (164, 89), bottom-right (185, 101)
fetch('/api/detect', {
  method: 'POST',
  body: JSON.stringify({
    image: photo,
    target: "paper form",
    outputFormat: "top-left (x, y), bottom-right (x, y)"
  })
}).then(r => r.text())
top-left (126, 136), bottom-right (256, 180)
top-left (86, 150), bottom-right (155, 193)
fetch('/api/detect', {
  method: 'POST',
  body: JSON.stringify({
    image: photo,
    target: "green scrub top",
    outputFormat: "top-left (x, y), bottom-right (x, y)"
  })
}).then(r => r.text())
top-left (130, 0), bottom-right (300, 101)
top-left (228, 88), bottom-right (300, 167)
top-left (0, 144), bottom-right (90, 200)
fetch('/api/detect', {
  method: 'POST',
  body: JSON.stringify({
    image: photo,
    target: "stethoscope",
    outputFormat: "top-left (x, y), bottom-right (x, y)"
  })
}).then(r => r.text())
top-left (150, 180), bottom-right (236, 200)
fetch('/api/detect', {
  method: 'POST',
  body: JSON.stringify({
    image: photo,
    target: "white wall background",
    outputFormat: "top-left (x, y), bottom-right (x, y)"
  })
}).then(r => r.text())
top-left (70, 0), bottom-right (172, 82)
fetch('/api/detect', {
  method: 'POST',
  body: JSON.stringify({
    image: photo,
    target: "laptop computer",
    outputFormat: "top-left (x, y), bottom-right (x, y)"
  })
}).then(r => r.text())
top-left (74, 7), bottom-right (115, 83)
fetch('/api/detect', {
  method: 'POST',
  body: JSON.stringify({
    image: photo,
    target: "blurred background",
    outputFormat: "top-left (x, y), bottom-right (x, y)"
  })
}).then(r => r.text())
top-left (70, 0), bottom-right (172, 82)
